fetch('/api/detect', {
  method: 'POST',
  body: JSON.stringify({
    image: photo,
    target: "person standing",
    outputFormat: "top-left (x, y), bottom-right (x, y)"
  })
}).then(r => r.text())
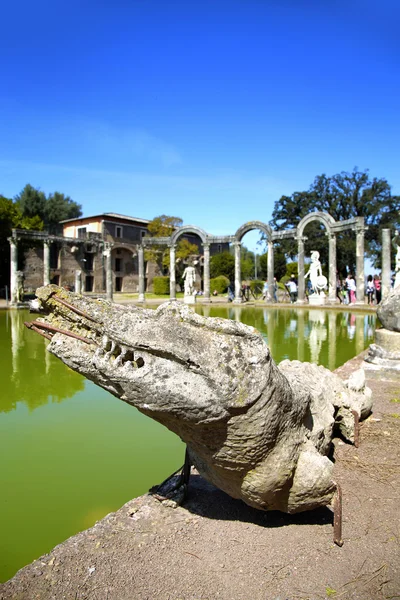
top-left (374, 274), bottom-right (381, 304)
top-left (286, 275), bottom-right (298, 303)
top-left (346, 273), bottom-right (356, 304)
top-left (273, 277), bottom-right (278, 302)
top-left (262, 280), bottom-right (268, 300)
top-left (366, 275), bottom-right (375, 305)
top-left (336, 273), bottom-right (343, 304)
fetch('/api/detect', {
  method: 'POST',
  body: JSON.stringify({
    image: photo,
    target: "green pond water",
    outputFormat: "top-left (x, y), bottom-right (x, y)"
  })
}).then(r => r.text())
top-left (0, 306), bottom-right (376, 582)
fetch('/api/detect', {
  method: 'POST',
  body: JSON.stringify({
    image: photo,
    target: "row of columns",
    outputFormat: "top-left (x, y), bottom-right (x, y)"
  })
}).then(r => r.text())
top-left (9, 237), bottom-right (59, 304)
top-left (8, 228), bottom-right (393, 305)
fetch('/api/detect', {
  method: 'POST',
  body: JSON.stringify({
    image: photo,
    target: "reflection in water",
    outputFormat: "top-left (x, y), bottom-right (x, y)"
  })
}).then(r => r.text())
top-left (195, 305), bottom-right (375, 369)
top-left (308, 310), bottom-right (327, 365)
top-left (1, 310), bottom-right (84, 413)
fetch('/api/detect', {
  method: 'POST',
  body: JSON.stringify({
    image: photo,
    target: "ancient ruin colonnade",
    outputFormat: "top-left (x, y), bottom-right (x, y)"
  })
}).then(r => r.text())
top-left (11, 213), bottom-right (391, 306)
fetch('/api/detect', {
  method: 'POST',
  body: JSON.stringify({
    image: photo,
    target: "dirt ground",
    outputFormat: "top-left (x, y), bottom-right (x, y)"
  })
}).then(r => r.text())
top-left (1, 352), bottom-right (399, 600)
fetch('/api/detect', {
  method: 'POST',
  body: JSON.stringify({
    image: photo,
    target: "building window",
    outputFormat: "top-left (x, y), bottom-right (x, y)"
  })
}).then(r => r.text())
top-left (218, 244), bottom-right (222, 253)
top-left (77, 227), bottom-right (87, 239)
top-left (115, 258), bottom-right (122, 272)
top-left (141, 230), bottom-right (146, 239)
top-left (116, 226), bottom-right (123, 238)
top-left (116, 249), bottom-right (122, 255)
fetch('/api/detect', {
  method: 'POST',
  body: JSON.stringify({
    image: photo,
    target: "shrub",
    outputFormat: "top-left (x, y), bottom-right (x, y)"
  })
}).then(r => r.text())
top-left (210, 275), bottom-right (229, 294)
top-left (250, 279), bottom-right (264, 295)
top-left (153, 276), bottom-right (170, 295)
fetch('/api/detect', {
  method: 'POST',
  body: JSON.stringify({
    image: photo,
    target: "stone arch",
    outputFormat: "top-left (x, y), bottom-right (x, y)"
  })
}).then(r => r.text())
top-left (170, 225), bottom-right (208, 246)
top-left (234, 221), bottom-right (273, 243)
top-left (232, 221), bottom-right (275, 304)
top-left (297, 211), bottom-right (336, 238)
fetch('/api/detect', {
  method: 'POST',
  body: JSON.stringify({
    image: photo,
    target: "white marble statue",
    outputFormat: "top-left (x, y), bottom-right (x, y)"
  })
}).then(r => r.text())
top-left (305, 251), bottom-right (325, 295)
top-left (182, 265), bottom-right (196, 296)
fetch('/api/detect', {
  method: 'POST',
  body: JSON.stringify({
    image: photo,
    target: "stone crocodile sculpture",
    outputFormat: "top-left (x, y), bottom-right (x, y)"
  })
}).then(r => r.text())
top-left (26, 286), bottom-right (372, 539)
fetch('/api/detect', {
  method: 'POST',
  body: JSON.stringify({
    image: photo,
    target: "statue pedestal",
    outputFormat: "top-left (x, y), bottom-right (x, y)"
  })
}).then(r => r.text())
top-left (365, 329), bottom-right (400, 371)
top-left (184, 295), bottom-right (196, 305)
top-left (308, 294), bottom-right (326, 306)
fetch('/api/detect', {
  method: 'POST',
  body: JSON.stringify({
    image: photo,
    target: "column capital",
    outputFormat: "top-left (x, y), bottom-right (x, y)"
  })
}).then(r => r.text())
top-left (355, 225), bottom-right (366, 234)
top-left (8, 237), bottom-right (18, 246)
top-left (295, 235), bottom-right (308, 243)
top-left (202, 242), bottom-right (210, 250)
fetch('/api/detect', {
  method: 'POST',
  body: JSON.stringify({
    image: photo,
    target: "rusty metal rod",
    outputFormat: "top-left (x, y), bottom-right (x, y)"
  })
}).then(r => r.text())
top-left (351, 410), bottom-right (360, 448)
top-left (24, 321), bottom-right (53, 341)
top-left (332, 481), bottom-right (344, 547)
top-left (51, 294), bottom-right (98, 322)
top-left (28, 320), bottom-right (96, 345)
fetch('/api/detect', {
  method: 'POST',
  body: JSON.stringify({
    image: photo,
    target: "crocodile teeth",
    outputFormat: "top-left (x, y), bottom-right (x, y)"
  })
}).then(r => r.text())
top-left (104, 340), bottom-right (117, 361)
top-left (114, 346), bottom-right (128, 367)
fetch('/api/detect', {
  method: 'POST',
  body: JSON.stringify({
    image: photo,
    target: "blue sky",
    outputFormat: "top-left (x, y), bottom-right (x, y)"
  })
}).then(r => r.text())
top-left (1, 0), bottom-right (399, 248)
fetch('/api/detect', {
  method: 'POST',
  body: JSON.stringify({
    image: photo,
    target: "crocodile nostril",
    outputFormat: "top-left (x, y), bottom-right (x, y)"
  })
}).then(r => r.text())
top-left (133, 356), bottom-right (145, 368)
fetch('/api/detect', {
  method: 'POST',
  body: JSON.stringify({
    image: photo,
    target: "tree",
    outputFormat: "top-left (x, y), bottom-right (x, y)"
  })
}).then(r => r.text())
top-left (258, 248), bottom-right (287, 281)
top-left (163, 238), bottom-right (199, 271)
top-left (15, 184), bottom-right (47, 222)
top-left (269, 168), bottom-right (400, 275)
top-left (147, 214), bottom-right (183, 237)
top-left (46, 192), bottom-right (82, 234)
top-left (210, 252), bottom-right (235, 281)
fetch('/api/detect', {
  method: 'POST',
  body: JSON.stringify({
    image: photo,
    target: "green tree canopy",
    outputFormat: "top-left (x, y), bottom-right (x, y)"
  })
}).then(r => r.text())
top-left (269, 168), bottom-right (400, 275)
top-left (210, 251), bottom-right (235, 281)
top-left (147, 214), bottom-right (183, 237)
top-left (14, 184), bottom-right (82, 235)
top-left (46, 191), bottom-right (82, 234)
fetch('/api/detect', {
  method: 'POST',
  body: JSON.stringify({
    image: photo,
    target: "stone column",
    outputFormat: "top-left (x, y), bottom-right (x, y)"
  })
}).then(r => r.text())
top-left (297, 236), bottom-right (306, 303)
top-left (381, 229), bottom-right (391, 300)
top-left (138, 245), bottom-right (145, 302)
top-left (203, 243), bottom-right (210, 300)
top-left (233, 241), bottom-right (242, 303)
top-left (267, 240), bottom-right (275, 302)
top-left (43, 239), bottom-right (51, 286)
top-left (355, 224), bottom-right (365, 305)
top-left (9, 237), bottom-right (18, 305)
top-left (169, 245), bottom-right (176, 300)
top-left (75, 270), bottom-right (82, 294)
top-left (328, 232), bottom-right (337, 303)
top-left (104, 247), bottom-right (113, 302)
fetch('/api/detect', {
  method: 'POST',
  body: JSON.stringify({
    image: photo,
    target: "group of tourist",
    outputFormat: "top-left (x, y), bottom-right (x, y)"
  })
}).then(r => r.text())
top-left (336, 273), bottom-right (382, 305)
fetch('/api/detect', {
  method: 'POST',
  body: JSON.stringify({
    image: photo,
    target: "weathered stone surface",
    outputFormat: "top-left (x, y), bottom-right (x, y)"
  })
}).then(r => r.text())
top-left (29, 285), bottom-right (373, 515)
top-left (377, 287), bottom-right (400, 332)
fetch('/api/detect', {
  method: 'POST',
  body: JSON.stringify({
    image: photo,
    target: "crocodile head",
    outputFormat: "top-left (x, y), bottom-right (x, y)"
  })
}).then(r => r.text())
top-left (28, 285), bottom-right (272, 429)
top-left (26, 285), bottom-right (337, 515)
